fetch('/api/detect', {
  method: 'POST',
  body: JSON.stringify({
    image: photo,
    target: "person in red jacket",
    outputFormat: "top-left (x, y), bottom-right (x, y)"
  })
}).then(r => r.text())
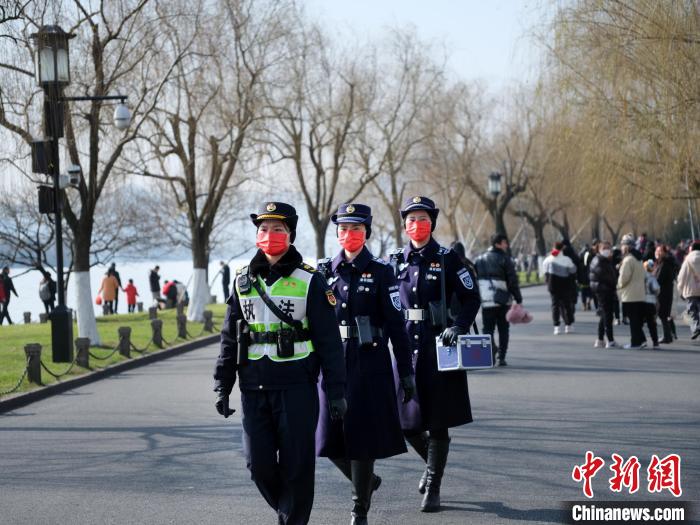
top-left (124, 279), bottom-right (139, 313)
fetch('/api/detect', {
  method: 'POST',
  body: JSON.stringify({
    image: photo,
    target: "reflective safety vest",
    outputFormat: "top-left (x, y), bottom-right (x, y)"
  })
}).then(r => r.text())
top-left (236, 267), bottom-right (315, 361)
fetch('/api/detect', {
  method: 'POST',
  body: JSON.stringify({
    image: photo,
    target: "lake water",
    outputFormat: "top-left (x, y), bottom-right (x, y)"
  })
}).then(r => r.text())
top-left (1, 259), bottom-right (247, 323)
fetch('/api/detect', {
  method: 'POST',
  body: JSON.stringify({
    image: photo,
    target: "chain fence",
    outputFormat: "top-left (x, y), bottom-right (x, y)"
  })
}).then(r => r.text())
top-left (0, 360), bottom-right (30, 397)
top-left (1, 313), bottom-right (220, 398)
top-left (39, 355), bottom-right (79, 379)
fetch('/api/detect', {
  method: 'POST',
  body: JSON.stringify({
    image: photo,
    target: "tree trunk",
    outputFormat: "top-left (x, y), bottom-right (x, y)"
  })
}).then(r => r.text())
top-left (493, 207), bottom-right (509, 242)
top-left (314, 224), bottom-right (326, 260)
top-left (72, 230), bottom-right (100, 345)
top-left (392, 212), bottom-right (404, 248)
top-left (534, 221), bottom-right (547, 256)
top-left (187, 234), bottom-right (211, 322)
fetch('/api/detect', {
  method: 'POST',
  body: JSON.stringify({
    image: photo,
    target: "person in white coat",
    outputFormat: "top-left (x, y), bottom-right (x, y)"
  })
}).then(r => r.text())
top-left (676, 241), bottom-right (700, 339)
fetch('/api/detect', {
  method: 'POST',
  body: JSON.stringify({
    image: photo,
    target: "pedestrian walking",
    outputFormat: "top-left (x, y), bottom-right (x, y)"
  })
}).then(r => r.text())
top-left (526, 251), bottom-right (539, 283)
top-left (643, 260), bottom-right (660, 348)
top-left (0, 277), bottom-right (6, 323)
top-left (98, 271), bottom-right (120, 315)
top-left (561, 239), bottom-right (581, 324)
top-left (220, 261), bottom-right (231, 301)
top-left (316, 203), bottom-right (415, 525)
top-left (542, 241), bottom-right (577, 334)
top-left (676, 240), bottom-right (700, 340)
top-left (149, 265), bottom-right (161, 304)
top-left (0, 266), bottom-right (18, 325)
top-left (580, 242), bottom-right (598, 311)
top-left (390, 196), bottom-right (480, 513)
top-left (654, 244), bottom-right (678, 343)
top-left (589, 241), bottom-right (618, 348)
top-left (475, 234), bottom-right (523, 366)
top-left (38, 270), bottom-right (56, 314)
top-left (213, 201), bottom-right (346, 525)
top-left (617, 234), bottom-right (646, 348)
top-left (124, 279), bottom-right (139, 313)
top-left (109, 263), bottom-right (123, 313)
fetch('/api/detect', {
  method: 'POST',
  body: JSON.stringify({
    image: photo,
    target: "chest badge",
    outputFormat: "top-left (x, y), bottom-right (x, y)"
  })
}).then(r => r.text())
top-left (326, 290), bottom-right (337, 306)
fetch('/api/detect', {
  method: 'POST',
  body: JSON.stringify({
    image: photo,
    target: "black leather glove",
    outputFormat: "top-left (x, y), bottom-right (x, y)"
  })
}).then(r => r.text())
top-left (399, 375), bottom-right (416, 404)
top-left (440, 325), bottom-right (467, 347)
top-left (215, 389), bottom-right (235, 418)
top-left (328, 398), bottom-right (347, 421)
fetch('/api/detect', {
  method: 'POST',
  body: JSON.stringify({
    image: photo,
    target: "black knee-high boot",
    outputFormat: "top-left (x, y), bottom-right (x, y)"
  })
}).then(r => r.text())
top-left (330, 459), bottom-right (382, 505)
top-left (420, 438), bottom-right (450, 513)
top-left (405, 432), bottom-right (429, 493)
top-left (351, 460), bottom-right (375, 525)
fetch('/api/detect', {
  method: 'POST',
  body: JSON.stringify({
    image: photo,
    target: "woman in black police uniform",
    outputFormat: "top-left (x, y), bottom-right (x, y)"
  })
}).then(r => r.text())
top-left (392, 196), bottom-right (481, 513)
top-left (213, 202), bottom-right (347, 525)
top-left (316, 203), bottom-right (415, 525)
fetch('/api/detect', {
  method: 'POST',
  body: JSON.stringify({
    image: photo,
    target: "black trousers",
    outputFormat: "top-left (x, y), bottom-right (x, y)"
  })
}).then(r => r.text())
top-left (642, 303), bottom-right (659, 345)
top-left (241, 385), bottom-right (319, 525)
top-left (596, 294), bottom-right (615, 341)
top-left (551, 294), bottom-right (574, 326)
top-left (222, 282), bottom-right (230, 301)
top-left (0, 300), bottom-right (11, 324)
top-left (622, 302), bottom-right (645, 346)
top-left (482, 305), bottom-right (510, 357)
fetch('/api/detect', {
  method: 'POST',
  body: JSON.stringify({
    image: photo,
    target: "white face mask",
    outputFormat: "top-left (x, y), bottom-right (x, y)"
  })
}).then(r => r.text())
top-left (600, 249), bottom-right (611, 258)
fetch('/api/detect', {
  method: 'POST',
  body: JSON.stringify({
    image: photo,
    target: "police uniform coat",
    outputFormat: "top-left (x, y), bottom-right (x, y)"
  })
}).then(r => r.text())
top-left (214, 246), bottom-right (346, 398)
top-left (396, 238), bottom-right (481, 431)
top-left (316, 247), bottom-right (413, 460)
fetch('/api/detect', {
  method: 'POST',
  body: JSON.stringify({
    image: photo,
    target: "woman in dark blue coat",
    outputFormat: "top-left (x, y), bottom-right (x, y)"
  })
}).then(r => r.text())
top-left (391, 196), bottom-right (481, 513)
top-left (316, 203), bottom-right (415, 525)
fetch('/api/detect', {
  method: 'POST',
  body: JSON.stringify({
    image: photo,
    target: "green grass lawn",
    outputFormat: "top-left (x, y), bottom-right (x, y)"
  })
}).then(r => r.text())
top-left (518, 271), bottom-right (542, 288)
top-left (0, 304), bottom-right (227, 398)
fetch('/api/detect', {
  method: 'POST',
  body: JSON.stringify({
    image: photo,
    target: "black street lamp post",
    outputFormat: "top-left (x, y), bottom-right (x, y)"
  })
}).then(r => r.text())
top-left (30, 25), bottom-right (130, 362)
top-left (31, 25), bottom-right (75, 362)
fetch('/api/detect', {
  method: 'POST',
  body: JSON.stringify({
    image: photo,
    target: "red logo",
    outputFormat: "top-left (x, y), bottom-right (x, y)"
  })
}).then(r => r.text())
top-left (572, 451), bottom-right (606, 498)
top-left (572, 452), bottom-right (682, 498)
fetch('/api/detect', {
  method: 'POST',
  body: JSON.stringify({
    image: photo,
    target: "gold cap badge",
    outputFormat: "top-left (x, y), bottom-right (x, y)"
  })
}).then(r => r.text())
top-left (412, 196), bottom-right (421, 203)
top-left (346, 204), bottom-right (355, 213)
top-left (266, 203), bottom-right (276, 212)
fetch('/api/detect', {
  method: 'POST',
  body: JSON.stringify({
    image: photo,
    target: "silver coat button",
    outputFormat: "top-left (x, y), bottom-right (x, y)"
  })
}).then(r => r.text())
top-left (414, 334), bottom-right (419, 340)
top-left (343, 285), bottom-right (348, 291)
top-left (341, 303), bottom-right (347, 308)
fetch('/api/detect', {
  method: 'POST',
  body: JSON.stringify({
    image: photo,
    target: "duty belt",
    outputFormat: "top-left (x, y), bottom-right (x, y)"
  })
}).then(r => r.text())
top-left (404, 308), bottom-right (429, 321)
top-left (249, 329), bottom-right (310, 344)
top-left (338, 325), bottom-right (384, 339)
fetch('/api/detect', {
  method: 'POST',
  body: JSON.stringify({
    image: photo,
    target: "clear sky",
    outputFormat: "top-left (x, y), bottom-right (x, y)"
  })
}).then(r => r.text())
top-left (303, 0), bottom-right (546, 92)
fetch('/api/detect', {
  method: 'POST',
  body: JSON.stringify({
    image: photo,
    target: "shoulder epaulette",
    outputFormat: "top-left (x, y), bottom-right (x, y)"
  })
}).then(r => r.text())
top-left (298, 262), bottom-right (316, 274)
top-left (372, 256), bottom-right (389, 265)
top-left (236, 265), bottom-right (249, 275)
top-left (438, 247), bottom-right (450, 255)
top-left (317, 257), bottom-right (332, 266)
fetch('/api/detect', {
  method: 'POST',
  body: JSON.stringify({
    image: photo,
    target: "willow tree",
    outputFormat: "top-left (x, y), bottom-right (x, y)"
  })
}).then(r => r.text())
top-left (546, 0), bottom-right (700, 206)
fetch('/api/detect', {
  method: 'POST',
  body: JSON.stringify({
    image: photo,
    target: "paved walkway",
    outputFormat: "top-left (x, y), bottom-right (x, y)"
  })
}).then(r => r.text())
top-left (1, 285), bottom-right (698, 524)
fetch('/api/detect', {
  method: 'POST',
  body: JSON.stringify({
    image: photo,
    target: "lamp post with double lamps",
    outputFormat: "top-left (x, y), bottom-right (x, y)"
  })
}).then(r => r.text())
top-left (30, 25), bottom-right (130, 362)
